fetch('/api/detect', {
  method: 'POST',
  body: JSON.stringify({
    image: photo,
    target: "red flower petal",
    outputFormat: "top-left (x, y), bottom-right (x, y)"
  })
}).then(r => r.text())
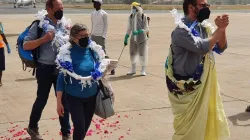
top-left (95, 124), bottom-right (101, 130)
top-left (99, 119), bottom-right (105, 123)
top-left (104, 130), bottom-right (109, 134)
top-left (86, 132), bottom-right (92, 136)
top-left (119, 136), bottom-right (124, 139)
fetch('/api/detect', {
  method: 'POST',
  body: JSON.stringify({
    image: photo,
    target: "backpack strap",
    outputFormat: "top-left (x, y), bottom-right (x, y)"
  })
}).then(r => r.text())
top-left (35, 21), bottom-right (43, 59)
top-left (31, 20), bottom-right (43, 76)
top-left (130, 13), bottom-right (145, 21)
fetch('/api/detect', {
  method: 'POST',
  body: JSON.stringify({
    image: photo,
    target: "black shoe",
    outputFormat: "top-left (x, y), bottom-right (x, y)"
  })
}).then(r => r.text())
top-left (245, 105), bottom-right (250, 112)
top-left (62, 134), bottom-right (71, 140)
top-left (110, 69), bottom-right (115, 75)
top-left (27, 127), bottom-right (43, 140)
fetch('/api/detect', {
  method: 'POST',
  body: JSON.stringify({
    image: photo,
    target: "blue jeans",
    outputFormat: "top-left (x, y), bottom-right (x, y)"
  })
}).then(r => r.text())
top-left (28, 63), bottom-right (71, 136)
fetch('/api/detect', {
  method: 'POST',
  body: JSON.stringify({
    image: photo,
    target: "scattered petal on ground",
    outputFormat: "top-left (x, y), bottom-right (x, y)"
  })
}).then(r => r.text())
top-left (1, 113), bottom-right (139, 139)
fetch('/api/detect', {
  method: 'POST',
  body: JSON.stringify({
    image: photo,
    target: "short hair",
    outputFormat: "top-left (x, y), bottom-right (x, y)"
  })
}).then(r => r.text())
top-left (183, 0), bottom-right (197, 15)
top-left (69, 23), bottom-right (88, 44)
top-left (46, 0), bottom-right (55, 9)
top-left (70, 23), bottom-right (88, 38)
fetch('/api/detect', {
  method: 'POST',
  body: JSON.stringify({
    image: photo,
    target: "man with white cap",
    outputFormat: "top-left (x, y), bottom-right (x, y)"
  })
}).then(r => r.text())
top-left (91, 0), bottom-right (115, 75)
top-left (124, 2), bottom-right (149, 76)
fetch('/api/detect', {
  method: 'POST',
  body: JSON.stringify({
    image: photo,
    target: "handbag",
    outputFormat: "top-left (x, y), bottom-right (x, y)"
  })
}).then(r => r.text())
top-left (95, 78), bottom-right (115, 119)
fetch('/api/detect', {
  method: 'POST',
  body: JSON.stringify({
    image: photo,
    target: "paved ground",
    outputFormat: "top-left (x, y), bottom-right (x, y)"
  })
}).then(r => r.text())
top-left (0, 8), bottom-right (250, 140)
top-left (0, 4), bottom-right (169, 15)
top-left (1, 4), bottom-right (250, 15)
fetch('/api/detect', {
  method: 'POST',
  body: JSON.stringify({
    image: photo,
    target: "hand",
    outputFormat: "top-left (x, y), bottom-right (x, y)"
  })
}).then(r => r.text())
top-left (124, 41), bottom-right (128, 46)
top-left (42, 31), bottom-right (55, 43)
top-left (57, 102), bottom-right (64, 117)
top-left (6, 44), bottom-right (11, 54)
top-left (215, 15), bottom-right (229, 30)
top-left (124, 34), bottom-right (129, 46)
top-left (221, 14), bottom-right (229, 29)
top-left (215, 16), bottom-right (222, 28)
top-left (132, 30), bottom-right (138, 36)
top-left (132, 29), bottom-right (144, 36)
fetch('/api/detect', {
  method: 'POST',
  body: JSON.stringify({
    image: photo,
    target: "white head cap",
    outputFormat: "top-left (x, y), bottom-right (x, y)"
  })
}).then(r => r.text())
top-left (93, 0), bottom-right (102, 4)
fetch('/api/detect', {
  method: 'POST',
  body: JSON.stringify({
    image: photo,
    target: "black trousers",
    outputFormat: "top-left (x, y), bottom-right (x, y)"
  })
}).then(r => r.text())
top-left (66, 94), bottom-right (96, 140)
top-left (28, 63), bottom-right (71, 136)
top-left (0, 48), bottom-right (5, 71)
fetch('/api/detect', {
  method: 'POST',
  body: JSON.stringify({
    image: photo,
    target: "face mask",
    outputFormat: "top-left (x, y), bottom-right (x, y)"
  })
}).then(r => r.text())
top-left (78, 37), bottom-right (89, 48)
top-left (196, 7), bottom-right (210, 22)
top-left (54, 10), bottom-right (63, 20)
top-left (132, 9), bottom-right (137, 14)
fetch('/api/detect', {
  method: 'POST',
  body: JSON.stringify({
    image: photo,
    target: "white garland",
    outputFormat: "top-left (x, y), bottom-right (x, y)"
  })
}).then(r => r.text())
top-left (170, 8), bottom-right (217, 64)
top-left (35, 9), bottom-right (72, 49)
top-left (55, 41), bottom-right (110, 90)
top-left (170, 9), bottom-right (215, 42)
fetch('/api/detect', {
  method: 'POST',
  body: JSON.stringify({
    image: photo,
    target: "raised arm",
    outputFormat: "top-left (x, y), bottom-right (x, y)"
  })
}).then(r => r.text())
top-left (172, 27), bottom-right (222, 54)
top-left (23, 22), bottom-right (54, 50)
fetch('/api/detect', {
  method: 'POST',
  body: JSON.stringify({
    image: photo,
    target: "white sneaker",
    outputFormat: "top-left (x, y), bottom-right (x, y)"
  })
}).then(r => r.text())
top-left (127, 71), bottom-right (136, 75)
top-left (140, 71), bottom-right (146, 76)
top-left (140, 66), bottom-right (146, 76)
top-left (127, 64), bottom-right (136, 75)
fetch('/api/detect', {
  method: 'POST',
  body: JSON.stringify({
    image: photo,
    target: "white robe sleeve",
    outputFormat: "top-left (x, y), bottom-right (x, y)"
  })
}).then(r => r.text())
top-left (126, 16), bottom-right (132, 35)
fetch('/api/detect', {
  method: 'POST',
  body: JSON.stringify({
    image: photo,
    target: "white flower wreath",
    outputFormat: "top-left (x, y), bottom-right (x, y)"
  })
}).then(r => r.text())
top-left (55, 41), bottom-right (110, 90)
top-left (35, 9), bottom-right (72, 49)
top-left (170, 9), bottom-right (215, 42)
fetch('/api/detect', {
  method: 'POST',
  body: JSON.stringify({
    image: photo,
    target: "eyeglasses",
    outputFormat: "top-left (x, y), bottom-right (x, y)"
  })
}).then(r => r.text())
top-left (196, 3), bottom-right (210, 8)
top-left (76, 34), bottom-right (89, 39)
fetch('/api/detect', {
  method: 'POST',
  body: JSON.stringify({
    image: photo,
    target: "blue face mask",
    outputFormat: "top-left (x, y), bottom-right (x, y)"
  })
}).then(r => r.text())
top-left (132, 9), bottom-right (137, 14)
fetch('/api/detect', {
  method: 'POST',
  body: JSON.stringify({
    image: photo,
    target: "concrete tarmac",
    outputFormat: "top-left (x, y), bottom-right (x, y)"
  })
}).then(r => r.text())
top-left (0, 8), bottom-right (250, 140)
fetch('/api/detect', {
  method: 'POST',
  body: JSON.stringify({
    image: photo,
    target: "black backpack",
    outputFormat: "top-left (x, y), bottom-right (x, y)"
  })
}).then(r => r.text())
top-left (16, 20), bottom-right (43, 76)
